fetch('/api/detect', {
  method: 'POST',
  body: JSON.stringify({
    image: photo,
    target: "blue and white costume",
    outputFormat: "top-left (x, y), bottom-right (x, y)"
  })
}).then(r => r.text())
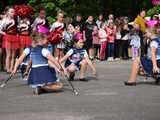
top-left (23, 45), bottom-right (57, 88)
top-left (141, 37), bottom-right (160, 75)
top-left (65, 48), bottom-right (88, 69)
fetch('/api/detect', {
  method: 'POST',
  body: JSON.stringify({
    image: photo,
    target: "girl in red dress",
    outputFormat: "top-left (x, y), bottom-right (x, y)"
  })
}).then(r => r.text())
top-left (18, 17), bottom-right (32, 49)
top-left (0, 7), bottom-right (20, 73)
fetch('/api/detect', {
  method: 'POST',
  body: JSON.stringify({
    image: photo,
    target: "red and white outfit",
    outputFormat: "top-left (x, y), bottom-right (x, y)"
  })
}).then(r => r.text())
top-left (50, 22), bottom-right (65, 49)
top-left (98, 28), bottom-right (107, 60)
top-left (0, 17), bottom-right (19, 50)
top-left (0, 19), bottom-right (3, 48)
top-left (18, 19), bottom-right (31, 48)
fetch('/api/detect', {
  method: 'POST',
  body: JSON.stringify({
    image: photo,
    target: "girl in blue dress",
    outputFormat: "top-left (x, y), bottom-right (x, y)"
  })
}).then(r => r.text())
top-left (12, 32), bottom-right (63, 95)
top-left (60, 32), bottom-right (97, 82)
top-left (125, 27), bottom-right (160, 85)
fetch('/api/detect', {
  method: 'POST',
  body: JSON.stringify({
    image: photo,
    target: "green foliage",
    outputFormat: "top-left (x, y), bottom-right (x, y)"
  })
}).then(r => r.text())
top-left (28, 0), bottom-right (75, 24)
top-left (147, 5), bottom-right (160, 16)
top-left (0, 0), bottom-right (154, 21)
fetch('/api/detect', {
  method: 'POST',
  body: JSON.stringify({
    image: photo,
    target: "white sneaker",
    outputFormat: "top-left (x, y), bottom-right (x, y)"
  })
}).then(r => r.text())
top-left (111, 57), bottom-right (114, 61)
top-left (115, 58), bottom-right (120, 61)
top-left (107, 57), bottom-right (111, 61)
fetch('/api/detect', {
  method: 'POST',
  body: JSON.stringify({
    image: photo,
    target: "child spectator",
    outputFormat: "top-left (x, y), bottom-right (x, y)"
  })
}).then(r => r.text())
top-left (98, 23), bottom-right (107, 61)
top-left (130, 29), bottom-right (141, 60)
top-left (106, 22), bottom-right (116, 61)
top-left (92, 25), bottom-right (100, 59)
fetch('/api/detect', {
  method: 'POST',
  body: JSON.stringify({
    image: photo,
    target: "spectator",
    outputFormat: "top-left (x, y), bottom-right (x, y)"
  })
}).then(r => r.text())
top-left (83, 15), bottom-right (97, 60)
top-left (92, 25), bottom-right (100, 59)
top-left (99, 23), bottom-right (107, 61)
top-left (72, 13), bottom-right (83, 32)
top-left (96, 13), bottom-right (105, 29)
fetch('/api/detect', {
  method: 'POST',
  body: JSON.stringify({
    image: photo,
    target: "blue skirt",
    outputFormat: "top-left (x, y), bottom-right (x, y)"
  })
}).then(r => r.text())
top-left (140, 57), bottom-right (160, 75)
top-left (28, 66), bottom-right (57, 88)
top-left (65, 59), bottom-right (80, 70)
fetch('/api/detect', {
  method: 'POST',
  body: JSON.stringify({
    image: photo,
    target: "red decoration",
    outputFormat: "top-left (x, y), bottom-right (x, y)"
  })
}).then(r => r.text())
top-left (14, 5), bottom-right (34, 18)
top-left (152, 0), bottom-right (160, 5)
top-left (48, 27), bottom-right (64, 45)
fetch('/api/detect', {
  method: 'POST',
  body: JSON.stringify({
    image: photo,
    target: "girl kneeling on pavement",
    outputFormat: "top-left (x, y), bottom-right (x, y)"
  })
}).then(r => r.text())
top-left (60, 32), bottom-right (97, 82)
top-left (125, 27), bottom-right (160, 86)
top-left (12, 32), bottom-right (63, 95)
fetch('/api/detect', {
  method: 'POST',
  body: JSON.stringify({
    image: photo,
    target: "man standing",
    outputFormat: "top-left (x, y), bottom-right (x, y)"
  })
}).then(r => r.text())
top-left (83, 15), bottom-right (97, 60)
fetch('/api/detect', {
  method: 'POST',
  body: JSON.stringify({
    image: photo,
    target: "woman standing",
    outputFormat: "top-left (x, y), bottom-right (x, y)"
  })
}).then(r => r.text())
top-left (0, 7), bottom-right (19, 73)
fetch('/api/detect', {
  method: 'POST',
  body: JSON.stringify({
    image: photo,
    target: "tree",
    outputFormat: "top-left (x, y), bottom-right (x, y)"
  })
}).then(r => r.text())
top-left (0, 0), bottom-right (153, 21)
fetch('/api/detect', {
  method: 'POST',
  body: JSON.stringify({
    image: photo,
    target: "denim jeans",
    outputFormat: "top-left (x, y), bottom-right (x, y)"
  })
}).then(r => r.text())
top-left (108, 43), bottom-right (114, 57)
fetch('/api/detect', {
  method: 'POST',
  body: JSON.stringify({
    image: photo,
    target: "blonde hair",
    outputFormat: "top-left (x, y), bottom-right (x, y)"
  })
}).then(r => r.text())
top-left (57, 10), bottom-right (64, 16)
top-left (30, 32), bottom-right (47, 43)
top-left (146, 27), bottom-right (159, 36)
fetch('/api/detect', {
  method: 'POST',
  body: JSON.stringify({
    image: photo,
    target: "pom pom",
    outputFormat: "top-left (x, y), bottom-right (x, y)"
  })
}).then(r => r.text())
top-left (48, 26), bottom-right (64, 44)
top-left (146, 20), bottom-right (158, 28)
top-left (152, 0), bottom-right (160, 5)
top-left (14, 5), bottom-right (34, 18)
top-left (37, 25), bottom-right (49, 35)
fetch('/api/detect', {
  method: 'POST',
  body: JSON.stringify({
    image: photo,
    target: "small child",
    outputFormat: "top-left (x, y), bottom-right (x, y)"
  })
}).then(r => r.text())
top-left (106, 22), bottom-right (116, 61)
top-left (92, 25), bottom-right (100, 59)
top-left (60, 32), bottom-right (97, 82)
top-left (130, 29), bottom-right (141, 60)
top-left (98, 23), bottom-right (107, 61)
top-left (12, 32), bottom-right (63, 95)
top-left (64, 24), bottom-right (74, 52)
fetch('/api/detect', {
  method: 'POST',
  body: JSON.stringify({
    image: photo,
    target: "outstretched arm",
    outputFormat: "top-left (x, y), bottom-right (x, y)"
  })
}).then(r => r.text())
top-left (46, 53), bottom-right (62, 72)
top-left (12, 53), bottom-right (27, 75)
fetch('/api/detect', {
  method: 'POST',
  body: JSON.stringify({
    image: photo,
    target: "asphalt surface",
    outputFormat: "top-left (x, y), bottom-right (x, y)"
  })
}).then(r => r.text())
top-left (0, 60), bottom-right (160, 120)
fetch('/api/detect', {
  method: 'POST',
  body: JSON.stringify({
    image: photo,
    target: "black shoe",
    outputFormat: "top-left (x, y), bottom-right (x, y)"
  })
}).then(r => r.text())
top-left (155, 78), bottom-right (160, 85)
top-left (89, 57), bottom-right (94, 61)
top-left (33, 86), bottom-right (43, 95)
top-left (69, 73), bottom-right (75, 81)
top-left (124, 81), bottom-right (136, 86)
top-left (79, 78), bottom-right (88, 82)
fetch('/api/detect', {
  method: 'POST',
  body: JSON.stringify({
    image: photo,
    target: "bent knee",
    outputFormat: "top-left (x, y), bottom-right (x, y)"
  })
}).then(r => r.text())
top-left (81, 59), bottom-right (88, 65)
top-left (67, 65), bottom-right (77, 73)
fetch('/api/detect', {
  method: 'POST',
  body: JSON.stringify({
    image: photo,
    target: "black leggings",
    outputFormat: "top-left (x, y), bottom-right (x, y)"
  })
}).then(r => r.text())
top-left (121, 40), bottom-right (129, 59)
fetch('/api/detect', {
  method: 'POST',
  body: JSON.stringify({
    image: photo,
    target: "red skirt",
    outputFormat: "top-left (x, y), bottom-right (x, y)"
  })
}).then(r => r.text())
top-left (19, 35), bottom-right (32, 48)
top-left (0, 35), bottom-right (3, 48)
top-left (2, 34), bottom-right (20, 50)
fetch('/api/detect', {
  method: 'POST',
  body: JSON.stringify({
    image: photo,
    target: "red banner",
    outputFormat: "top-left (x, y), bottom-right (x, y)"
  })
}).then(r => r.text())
top-left (152, 0), bottom-right (160, 5)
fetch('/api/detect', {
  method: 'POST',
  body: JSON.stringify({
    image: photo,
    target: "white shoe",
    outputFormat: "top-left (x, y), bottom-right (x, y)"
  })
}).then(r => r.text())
top-left (111, 57), bottom-right (114, 61)
top-left (107, 57), bottom-right (111, 61)
top-left (115, 58), bottom-right (120, 61)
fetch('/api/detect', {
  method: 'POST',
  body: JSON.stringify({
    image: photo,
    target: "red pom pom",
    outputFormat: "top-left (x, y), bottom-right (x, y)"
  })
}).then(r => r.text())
top-left (48, 28), bottom-right (64, 45)
top-left (14, 5), bottom-right (34, 18)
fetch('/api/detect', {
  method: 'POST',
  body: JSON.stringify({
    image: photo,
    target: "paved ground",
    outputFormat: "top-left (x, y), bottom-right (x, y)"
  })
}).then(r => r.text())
top-left (0, 60), bottom-right (160, 120)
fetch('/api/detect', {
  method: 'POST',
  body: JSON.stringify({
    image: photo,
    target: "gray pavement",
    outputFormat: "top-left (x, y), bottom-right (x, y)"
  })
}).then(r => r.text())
top-left (0, 60), bottom-right (160, 120)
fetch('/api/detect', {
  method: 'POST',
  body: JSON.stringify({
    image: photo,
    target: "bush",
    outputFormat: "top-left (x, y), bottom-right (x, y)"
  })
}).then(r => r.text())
top-left (147, 5), bottom-right (160, 16)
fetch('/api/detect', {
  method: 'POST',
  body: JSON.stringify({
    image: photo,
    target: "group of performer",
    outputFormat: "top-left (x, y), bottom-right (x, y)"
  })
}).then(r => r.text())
top-left (0, 6), bottom-right (96, 95)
